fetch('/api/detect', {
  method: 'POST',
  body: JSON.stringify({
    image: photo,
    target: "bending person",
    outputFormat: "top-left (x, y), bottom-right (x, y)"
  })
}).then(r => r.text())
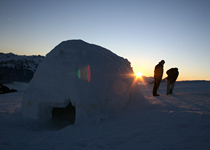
top-left (166, 68), bottom-right (179, 95)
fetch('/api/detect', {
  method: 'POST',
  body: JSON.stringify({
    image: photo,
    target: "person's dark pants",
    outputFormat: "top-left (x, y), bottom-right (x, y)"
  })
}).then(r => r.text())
top-left (153, 79), bottom-right (161, 95)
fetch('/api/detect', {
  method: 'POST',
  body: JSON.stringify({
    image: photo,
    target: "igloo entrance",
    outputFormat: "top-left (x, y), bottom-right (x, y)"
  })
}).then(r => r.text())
top-left (52, 102), bottom-right (76, 126)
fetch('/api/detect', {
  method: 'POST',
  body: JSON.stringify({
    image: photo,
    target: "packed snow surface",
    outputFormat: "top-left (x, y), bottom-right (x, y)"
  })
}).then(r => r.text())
top-left (21, 40), bottom-right (145, 123)
top-left (1, 81), bottom-right (210, 150)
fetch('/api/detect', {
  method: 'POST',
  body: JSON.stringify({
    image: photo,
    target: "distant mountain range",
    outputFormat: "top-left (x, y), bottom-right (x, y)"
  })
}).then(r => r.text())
top-left (0, 53), bottom-right (45, 83)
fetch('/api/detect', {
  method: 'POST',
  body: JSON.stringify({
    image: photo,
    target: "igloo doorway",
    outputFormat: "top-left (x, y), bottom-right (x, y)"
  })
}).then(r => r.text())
top-left (52, 102), bottom-right (76, 127)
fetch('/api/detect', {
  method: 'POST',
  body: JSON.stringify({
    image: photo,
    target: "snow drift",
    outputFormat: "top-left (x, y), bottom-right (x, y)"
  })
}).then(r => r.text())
top-left (21, 40), bottom-right (146, 124)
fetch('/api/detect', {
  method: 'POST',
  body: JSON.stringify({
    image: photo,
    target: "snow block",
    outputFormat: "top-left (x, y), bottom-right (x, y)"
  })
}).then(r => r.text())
top-left (21, 40), bottom-right (146, 124)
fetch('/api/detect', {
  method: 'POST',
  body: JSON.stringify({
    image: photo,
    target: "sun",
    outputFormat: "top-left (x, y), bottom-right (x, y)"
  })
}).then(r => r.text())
top-left (135, 72), bottom-right (143, 78)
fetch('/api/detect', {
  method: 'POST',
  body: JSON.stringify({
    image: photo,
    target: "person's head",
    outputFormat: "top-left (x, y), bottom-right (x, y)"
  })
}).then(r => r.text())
top-left (159, 60), bottom-right (165, 65)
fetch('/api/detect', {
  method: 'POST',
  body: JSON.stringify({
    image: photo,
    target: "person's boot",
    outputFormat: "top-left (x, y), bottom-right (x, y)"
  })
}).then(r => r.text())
top-left (153, 93), bottom-right (159, 96)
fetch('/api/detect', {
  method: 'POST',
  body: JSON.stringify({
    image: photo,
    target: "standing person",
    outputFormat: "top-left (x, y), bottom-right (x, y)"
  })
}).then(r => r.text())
top-left (153, 60), bottom-right (165, 96)
top-left (166, 68), bottom-right (179, 95)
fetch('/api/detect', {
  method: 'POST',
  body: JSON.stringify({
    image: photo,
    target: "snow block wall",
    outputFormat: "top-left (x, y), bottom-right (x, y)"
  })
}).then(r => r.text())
top-left (22, 40), bottom-right (146, 124)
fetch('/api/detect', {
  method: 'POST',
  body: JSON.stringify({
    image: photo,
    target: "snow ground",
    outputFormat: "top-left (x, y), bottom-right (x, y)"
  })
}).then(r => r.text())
top-left (0, 81), bottom-right (210, 150)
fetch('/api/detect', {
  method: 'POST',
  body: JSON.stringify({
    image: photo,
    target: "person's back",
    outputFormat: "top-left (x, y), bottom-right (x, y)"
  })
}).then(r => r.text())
top-left (154, 63), bottom-right (164, 80)
top-left (166, 68), bottom-right (179, 83)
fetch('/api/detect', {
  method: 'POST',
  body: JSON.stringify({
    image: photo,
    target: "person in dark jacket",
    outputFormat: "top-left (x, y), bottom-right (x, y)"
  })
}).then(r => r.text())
top-left (153, 60), bottom-right (165, 96)
top-left (166, 68), bottom-right (179, 95)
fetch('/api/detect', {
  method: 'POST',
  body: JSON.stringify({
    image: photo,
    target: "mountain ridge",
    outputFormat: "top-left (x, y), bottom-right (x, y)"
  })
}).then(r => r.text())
top-left (0, 52), bottom-right (45, 83)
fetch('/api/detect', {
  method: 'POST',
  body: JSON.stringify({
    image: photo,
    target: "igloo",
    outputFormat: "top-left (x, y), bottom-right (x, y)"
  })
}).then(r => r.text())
top-left (22, 40), bottom-right (146, 125)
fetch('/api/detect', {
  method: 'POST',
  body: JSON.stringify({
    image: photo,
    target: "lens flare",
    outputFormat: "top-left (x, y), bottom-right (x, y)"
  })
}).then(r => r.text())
top-left (77, 65), bottom-right (91, 82)
top-left (135, 72), bottom-right (143, 78)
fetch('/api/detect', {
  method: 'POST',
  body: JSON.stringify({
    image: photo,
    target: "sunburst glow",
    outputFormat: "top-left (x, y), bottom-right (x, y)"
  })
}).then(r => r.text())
top-left (135, 72), bottom-right (143, 78)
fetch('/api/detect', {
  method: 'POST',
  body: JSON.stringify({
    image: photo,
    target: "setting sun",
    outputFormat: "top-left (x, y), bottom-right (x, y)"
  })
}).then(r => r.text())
top-left (135, 72), bottom-right (143, 78)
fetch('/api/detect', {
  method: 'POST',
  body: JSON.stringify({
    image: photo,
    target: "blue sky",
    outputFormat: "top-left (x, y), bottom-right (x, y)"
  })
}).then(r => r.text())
top-left (1, 0), bottom-right (210, 80)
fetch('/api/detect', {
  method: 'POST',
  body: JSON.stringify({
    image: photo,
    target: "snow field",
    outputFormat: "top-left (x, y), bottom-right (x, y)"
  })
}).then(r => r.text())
top-left (0, 81), bottom-right (210, 150)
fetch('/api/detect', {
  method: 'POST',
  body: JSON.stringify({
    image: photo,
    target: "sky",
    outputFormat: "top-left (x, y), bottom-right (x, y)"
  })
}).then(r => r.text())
top-left (0, 0), bottom-right (210, 81)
